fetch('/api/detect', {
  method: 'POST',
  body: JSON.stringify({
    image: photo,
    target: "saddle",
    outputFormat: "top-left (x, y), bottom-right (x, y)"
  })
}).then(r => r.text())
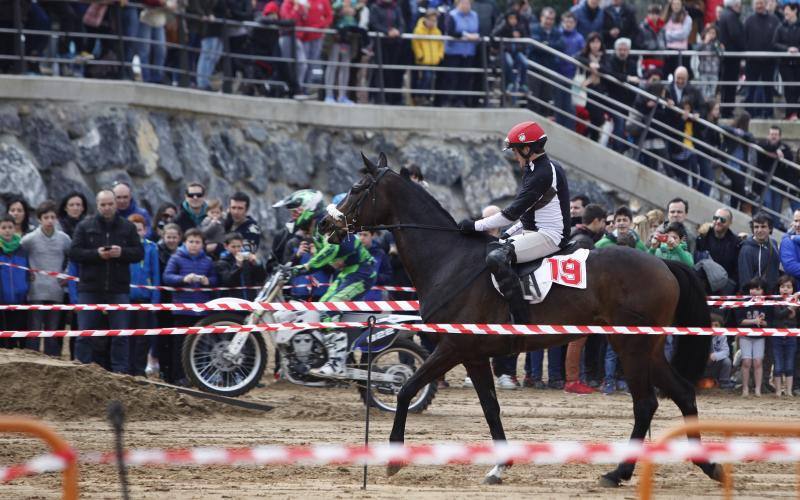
top-left (491, 243), bottom-right (589, 304)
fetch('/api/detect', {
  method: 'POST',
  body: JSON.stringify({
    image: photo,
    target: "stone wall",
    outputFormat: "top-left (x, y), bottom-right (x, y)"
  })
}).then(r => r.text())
top-left (0, 100), bottom-right (634, 242)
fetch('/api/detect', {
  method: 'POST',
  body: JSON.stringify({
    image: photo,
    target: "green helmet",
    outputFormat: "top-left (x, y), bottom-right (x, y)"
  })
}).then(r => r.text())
top-left (272, 189), bottom-right (324, 213)
top-left (294, 208), bottom-right (320, 230)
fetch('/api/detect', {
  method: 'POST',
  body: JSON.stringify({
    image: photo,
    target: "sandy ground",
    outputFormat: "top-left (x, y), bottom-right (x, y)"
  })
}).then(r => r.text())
top-left (1, 349), bottom-right (800, 499)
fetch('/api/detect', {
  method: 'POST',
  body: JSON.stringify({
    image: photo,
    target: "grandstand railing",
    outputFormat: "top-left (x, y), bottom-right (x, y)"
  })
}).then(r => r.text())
top-left (3, 0), bottom-right (799, 224)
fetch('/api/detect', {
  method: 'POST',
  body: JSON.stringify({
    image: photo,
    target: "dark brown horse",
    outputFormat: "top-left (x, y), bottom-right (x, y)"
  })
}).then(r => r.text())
top-left (319, 153), bottom-right (724, 487)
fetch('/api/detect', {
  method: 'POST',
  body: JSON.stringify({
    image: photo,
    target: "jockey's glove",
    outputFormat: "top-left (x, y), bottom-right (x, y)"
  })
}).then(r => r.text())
top-left (457, 219), bottom-right (476, 234)
top-left (290, 265), bottom-right (309, 278)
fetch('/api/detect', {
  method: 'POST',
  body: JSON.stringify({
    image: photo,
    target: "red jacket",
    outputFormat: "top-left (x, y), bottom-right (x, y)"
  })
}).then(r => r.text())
top-left (280, 0), bottom-right (332, 41)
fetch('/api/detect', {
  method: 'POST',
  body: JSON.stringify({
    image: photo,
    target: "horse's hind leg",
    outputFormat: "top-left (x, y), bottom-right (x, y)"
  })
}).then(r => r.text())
top-left (464, 360), bottom-right (509, 485)
top-left (651, 356), bottom-right (725, 482)
top-left (387, 341), bottom-right (460, 477)
top-left (601, 341), bottom-right (659, 487)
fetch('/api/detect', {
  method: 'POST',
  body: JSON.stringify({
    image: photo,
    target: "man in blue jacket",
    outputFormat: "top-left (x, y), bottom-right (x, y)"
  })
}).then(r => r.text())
top-left (442, 0), bottom-right (480, 106)
top-left (780, 209), bottom-right (800, 286)
top-left (570, 0), bottom-right (603, 38)
top-left (739, 212), bottom-right (780, 293)
top-left (127, 213), bottom-right (160, 376)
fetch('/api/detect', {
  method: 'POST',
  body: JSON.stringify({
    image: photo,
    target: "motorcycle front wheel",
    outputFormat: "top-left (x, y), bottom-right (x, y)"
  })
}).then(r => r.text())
top-left (357, 337), bottom-right (437, 413)
top-left (181, 313), bottom-right (267, 397)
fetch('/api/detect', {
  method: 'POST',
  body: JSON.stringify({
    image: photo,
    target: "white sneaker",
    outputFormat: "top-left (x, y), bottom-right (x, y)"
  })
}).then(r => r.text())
top-left (144, 364), bottom-right (160, 378)
top-left (309, 360), bottom-right (347, 379)
top-left (497, 374), bottom-right (518, 390)
top-left (463, 377), bottom-right (474, 388)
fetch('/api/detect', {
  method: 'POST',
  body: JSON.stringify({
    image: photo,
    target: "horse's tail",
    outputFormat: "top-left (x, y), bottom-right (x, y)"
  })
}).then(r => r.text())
top-left (664, 259), bottom-right (711, 384)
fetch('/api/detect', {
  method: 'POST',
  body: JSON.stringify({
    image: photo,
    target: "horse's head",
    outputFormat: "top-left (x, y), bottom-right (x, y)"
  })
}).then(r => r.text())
top-left (318, 152), bottom-right (394, 244)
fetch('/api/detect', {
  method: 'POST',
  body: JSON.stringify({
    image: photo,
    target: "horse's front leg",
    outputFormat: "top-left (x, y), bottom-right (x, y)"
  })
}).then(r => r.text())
top-left (387, 341), bottom-right (460, 477)
top-left (464, 360), bottom-right (509, 485)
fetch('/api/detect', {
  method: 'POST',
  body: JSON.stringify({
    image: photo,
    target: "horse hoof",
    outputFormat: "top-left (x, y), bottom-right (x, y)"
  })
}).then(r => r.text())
top-left (709, 463), bottom-right (725, 483)
top-left (387, 464), bottom-right (403, 477)
top-left (599, 474), bottom-right (621, 488)
top-left (482, 475), bottom-right (502, 485)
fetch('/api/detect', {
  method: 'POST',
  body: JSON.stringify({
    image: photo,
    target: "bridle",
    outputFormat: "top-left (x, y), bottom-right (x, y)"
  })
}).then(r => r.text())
top-left (328, 168), bottom-right (461, 235)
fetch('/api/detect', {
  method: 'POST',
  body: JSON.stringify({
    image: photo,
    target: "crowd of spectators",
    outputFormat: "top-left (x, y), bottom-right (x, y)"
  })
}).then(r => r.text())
top-left (2, 176), bottom-right (800, 399)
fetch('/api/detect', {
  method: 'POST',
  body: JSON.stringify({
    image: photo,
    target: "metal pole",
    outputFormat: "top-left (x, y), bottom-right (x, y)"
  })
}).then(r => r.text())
top-left (375, 34), bottom-right (386, 105)
top-left (480, 40), bottom-right (490, 108)
top-left (13, 0), bottom-right (25, 74)
top-left (221, 18), bottom-right (232, 93)
top-left (362, 315), bottom-right (376, 490)
top-left (115, 6), bottom-right (126, 79)
top-left (635, 103), bottom-right (659, 160)
top-left (757, 158), bottom-right (780, 214)
top-left (108, 401), bottom-right (130, 500)
top-left (498, 39), bottom-right (507, 106)
top-left (178, 12), bottom-right (190, 87)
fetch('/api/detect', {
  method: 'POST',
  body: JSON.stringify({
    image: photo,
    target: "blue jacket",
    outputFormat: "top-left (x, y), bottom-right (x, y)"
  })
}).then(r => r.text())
top-left (288, 251), bottom-right (331, 300)
top-left (529, 23), bottom-right (565, 71)
top-left (559, 28), bottom-right (584, 78)
top-left (129, 239), bottom-right (161, 303)
top-left (445, 8), bottom-right (479, 57)
top-left (0, 247), bottom-right (29, 304)
top-left (570, 0), bottom-right (604, 38)
top-left (363, 241), bottom-right (393, 301)
top-left (738, 236), bottom-right (780, 292)
top-left (117, 198), bottom-right (153, 239)
top-left (780, 231), bottom-right (800, 282)
top-left (163, 245), bottom-right (218, 315)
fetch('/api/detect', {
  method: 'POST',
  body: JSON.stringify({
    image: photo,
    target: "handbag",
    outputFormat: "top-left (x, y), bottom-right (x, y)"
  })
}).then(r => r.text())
top-left (82, 3), bottom-right (109, 28)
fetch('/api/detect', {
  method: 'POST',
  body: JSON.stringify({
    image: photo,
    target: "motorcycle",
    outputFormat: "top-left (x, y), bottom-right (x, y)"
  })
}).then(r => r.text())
top-left (181, 264), bottom-right (437, 413)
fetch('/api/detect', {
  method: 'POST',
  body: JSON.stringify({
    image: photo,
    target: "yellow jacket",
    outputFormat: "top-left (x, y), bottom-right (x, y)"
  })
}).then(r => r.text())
top-left (412, 18), bottom-right (444, 66)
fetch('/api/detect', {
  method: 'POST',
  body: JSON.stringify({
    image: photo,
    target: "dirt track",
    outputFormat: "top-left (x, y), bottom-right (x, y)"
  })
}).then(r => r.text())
top-left (1, 350), bottom-right (799, 499)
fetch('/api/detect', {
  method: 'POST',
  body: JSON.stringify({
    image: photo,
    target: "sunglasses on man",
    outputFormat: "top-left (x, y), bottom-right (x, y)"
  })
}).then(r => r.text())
top-left (712, 215), bottom-right (727, 223)
top-left (186, 191), bottom-right (204, 199)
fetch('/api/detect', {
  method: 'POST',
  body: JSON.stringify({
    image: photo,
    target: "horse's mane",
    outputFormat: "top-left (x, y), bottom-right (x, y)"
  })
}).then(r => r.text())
top-left (394, 170), bottom-right (457, 226)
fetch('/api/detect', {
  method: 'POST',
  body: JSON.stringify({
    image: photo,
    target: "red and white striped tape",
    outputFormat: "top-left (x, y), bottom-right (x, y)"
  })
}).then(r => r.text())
top-left (0, 261), bottom-right (417, 294)
top-left (5, 438), bottom-right (800, 483)
top-left (708, 294), bottom-right (785, 300)
top-left (708, 299), bottom-right (798, 309)
top-left (0, 450), bottom-right (74, 483)
top-left (5, 321), bottom-right (800, 339)
top-left (0, 300), bottom-right (421, 313)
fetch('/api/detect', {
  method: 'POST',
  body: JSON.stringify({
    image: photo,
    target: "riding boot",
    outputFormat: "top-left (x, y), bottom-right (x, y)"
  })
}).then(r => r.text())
top-left (486, 242), bottom-right (530, 325)
top-left (309, 331), bottom-right (349, 379)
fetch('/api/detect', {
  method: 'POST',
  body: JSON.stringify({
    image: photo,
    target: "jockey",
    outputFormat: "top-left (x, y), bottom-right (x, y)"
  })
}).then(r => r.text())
top-left (288, 205), bottom-right (377, 379)
top-left (457, 121), bottom-right (571, 324)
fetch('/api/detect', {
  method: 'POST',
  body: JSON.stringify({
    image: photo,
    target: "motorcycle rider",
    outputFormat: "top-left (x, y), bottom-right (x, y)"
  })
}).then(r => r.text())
top-left (276, 191), bottom-right (377, 379)
top-left (458, 121), bottom-right (572, 325)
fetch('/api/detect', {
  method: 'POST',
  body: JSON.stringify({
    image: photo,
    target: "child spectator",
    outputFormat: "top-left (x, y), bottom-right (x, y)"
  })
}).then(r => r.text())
top-left (162, 228), bottom-right (218, 385)
top-left (596, 206), bottom-right (648, 251)
top-left (215, 232), bottom-right (266, 302)
top-left (702, 312), bottom-right (733, 388)
top-left (773, 275), bottom-right (797, 397)
top-left (20, 201), bottom-right (71, 357)
top-left (648, 221), bottom-right (694, 265)
top-left (325, 0), bottom-right (359, 104)
top-left (5, 195), bottom-right (32, 236)
top-left (735, 277), bottom-right (772, 397)
top-left (491, 10), bottom-right (529, 94)
top-left (411, 9), bottom-right (444, 106)
top-left (150, 222), bottom-right (183, 377)
top-left (358, 230), bottom-right (392, 301)
top-left (128, 214), bottom-right (161, 376)
top-left (200, 198), bottom-right (225, 257)
top-left (0, 214), bottom-right (29, 349)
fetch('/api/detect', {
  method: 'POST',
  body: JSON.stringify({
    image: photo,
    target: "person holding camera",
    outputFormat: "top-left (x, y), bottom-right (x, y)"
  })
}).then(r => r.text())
top-left (215, 232), bottom-right (267, 302)
top-left (647, 221), bottom-right (694, 266)
top-left (69, 190), bottom-right (144, 373)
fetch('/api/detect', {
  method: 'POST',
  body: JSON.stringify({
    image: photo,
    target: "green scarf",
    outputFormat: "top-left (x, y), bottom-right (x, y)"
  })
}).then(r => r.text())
top-left (182, 200), bottom-right (207, 226)
top-left (0, 234), bottom-right (21, 254)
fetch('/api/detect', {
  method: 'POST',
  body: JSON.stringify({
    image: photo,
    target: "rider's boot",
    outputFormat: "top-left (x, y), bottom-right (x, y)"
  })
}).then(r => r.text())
top-left (486, 242), bottom-right (529, 325)
top-left (309, 331), bottom-right (349, 379)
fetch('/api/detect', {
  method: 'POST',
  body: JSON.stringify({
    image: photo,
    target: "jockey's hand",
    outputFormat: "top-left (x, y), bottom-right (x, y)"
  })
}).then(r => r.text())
top-left (457, 219), bottom-right (476, 234)
top-left (498, 232), bottom-right (511, 241)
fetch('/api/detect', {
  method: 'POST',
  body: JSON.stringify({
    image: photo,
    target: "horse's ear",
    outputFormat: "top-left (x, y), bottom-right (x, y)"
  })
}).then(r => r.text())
top-left (360, 151), bottom-right (378, 176)
top-left (377, 152), bottom-right (388, 169)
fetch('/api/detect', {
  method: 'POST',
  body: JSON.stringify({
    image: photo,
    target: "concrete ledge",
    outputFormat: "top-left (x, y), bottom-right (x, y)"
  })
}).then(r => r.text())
top-left (0, 75), bottom-right (749, 232)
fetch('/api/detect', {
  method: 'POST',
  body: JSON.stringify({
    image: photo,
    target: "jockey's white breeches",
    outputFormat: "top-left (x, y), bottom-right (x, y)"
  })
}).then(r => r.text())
top-left (504, 230), bottom-right (561, 263)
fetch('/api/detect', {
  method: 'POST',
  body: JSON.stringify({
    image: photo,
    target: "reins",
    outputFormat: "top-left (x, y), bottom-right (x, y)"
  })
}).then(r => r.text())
top-left (357, 223), bottom-right (463, 232)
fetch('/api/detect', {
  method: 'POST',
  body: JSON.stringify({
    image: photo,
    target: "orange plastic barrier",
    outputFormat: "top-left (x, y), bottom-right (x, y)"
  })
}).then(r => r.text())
top-left (0, 417), bottom-right (78, 499)
top-left (638, 419), bottom-right (800, 500)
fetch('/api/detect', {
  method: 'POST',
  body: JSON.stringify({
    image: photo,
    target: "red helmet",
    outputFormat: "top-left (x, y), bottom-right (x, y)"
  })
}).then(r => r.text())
top-left (503, 121), bottom-right (547, 153)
